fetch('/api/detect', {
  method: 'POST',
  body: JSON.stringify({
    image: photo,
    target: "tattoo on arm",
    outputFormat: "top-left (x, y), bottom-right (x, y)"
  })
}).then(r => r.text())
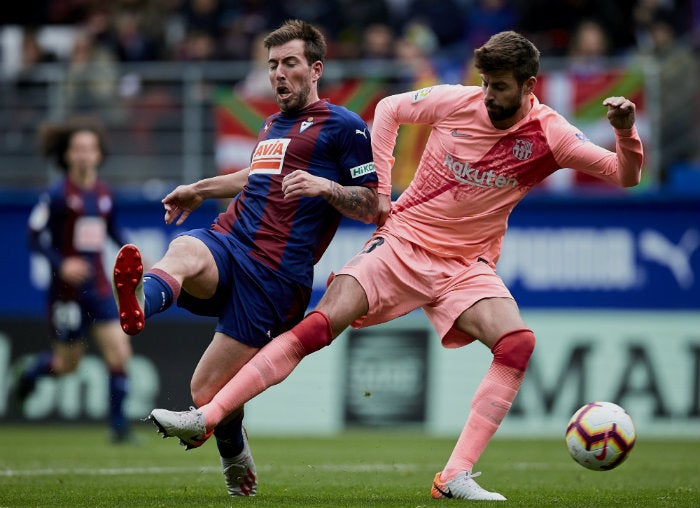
top-left (326, 182), bottom-right (378, 224)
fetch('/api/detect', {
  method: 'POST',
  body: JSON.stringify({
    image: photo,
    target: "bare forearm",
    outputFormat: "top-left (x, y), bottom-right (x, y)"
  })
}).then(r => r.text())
top-left (193, 169), bottom-right (250, 199)
top-left (325, 183), bottom-right (378, 224)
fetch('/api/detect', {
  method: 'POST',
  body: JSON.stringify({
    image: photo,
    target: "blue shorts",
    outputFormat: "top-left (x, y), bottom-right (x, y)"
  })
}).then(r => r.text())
top-left (176, 229), bottom-right (311, 348)
top-left (48, 285), bottom-right (119, 343)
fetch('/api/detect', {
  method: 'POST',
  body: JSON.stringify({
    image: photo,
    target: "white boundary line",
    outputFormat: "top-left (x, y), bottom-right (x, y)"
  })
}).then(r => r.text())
top-left (0, 462), bottom-right (558, 477)
top-left (0, 463), bottom-right (427, 477)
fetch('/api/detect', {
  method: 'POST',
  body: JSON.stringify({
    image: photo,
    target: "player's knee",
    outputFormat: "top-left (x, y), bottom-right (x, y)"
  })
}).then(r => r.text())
top-left (52, 361), bottom-right (79, 376)
top-left (163, 236), bottom-right (210, 276)
top-left (491, 329), bottom-right (536, 372)
top-left (52, 351), bottom-right (82, 375)
top-left (102, 348), bottom-right (131, 372)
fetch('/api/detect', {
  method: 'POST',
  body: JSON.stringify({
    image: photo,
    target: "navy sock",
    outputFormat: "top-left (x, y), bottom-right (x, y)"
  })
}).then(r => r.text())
top-left (214, 410), bottom-right (245, 458)
top-left (143, 272), bottom-right (174, 318)
top-left (24, 350), bottom-right (54, 381)
top-left (15, 351), bottom-right (53, 401)
top-left (109, 370), bottom-right (129, 437)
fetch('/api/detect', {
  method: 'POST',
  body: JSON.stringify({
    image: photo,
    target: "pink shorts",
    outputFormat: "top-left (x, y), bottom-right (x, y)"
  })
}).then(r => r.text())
top-left (337, 231), bottom-right (513, 348)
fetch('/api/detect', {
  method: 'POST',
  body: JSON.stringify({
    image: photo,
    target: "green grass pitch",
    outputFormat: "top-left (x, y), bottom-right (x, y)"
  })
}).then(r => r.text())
top-left (0, 423), bottom-right (698, 507)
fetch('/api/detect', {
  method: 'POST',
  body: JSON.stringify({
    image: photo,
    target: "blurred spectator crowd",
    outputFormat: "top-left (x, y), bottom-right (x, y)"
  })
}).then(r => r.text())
top-left (3, 0), bottom-right (698, 65)
top-left (1, 0), bottom-right (699, 190)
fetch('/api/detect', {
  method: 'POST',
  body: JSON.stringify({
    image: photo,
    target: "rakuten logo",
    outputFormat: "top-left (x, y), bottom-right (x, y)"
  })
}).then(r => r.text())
top-left (443, 153), bottom-right (518, 189)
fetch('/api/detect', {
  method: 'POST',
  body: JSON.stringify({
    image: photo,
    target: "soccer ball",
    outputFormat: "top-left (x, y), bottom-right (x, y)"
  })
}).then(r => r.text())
top-left (565, 401), bottom-right (636, 471)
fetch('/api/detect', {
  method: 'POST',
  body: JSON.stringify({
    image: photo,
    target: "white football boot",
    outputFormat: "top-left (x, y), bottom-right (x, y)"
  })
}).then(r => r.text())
top-left (431, 470), bottom-right (506, 501)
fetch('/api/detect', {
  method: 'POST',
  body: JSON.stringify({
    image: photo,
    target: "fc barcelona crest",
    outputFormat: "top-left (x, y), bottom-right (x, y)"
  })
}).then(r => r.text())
top-left (512, 139), bottom-right (533, 161)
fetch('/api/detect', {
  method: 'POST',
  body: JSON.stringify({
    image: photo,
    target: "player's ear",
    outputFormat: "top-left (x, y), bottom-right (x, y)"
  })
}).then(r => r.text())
top-left (523, 76), bottom-right (536, 95)
top-left (311, 60), bottom-right (323, 82)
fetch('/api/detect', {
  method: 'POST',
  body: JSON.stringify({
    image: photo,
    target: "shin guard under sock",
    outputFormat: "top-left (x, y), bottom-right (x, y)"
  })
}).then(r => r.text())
top-left (201, 311), bottom-right (333, 430)
top-left (441, 329), bottom-right (535, 479)
top-left (142, 269), bottom-right (181, 318)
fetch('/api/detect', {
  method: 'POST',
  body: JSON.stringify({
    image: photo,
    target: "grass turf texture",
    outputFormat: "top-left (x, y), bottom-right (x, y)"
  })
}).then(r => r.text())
top-left (0, 423), bottom-right (698, 507)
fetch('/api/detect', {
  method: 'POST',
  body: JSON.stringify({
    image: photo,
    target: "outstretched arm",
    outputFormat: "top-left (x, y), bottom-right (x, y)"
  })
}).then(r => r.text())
top-left (162, 169), bottom-right (250, 225)
top-left (555, 96), bottom-right (643, 188)
top-left (281, 170), bottom-right (378, 224)
top-left (602, 96), bottom-right (643, 187)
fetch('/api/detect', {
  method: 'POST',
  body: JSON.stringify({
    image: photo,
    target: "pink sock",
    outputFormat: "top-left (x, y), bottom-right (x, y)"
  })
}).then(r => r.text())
top-left (201, 331), bottom-right (305, 429)
top-left (441, 329), bottom-right (535, 480)
top-left (200, 311), bottom-right (333, 431)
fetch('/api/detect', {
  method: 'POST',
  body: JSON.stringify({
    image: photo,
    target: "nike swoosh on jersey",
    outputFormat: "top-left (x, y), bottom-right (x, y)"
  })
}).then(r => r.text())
top-left (451, 130), bottom-right (470, 137)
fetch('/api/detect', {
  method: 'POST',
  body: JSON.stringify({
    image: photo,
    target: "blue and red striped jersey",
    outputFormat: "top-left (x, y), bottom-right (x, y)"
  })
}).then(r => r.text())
top-left (28, 177), bottom-right (128, 299)
top-left (213, 99), bottom-right (377, 287)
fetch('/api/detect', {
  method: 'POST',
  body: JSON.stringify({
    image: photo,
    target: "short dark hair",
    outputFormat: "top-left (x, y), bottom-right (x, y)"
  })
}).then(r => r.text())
top-left (473, 31), bottom-right (540, 85)
top-left (38, 116), bottom-right (108, 172)
top-left (263, 19), bottom-right (327, 65)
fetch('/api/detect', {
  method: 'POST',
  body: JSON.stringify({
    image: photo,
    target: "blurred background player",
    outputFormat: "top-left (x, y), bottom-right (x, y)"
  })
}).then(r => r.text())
top-left (15, 116), bottom-right (134, 443)
top-left (113, 20), bottom-right (378, 497)
top-left (149, 30), bottom-right (644, 501)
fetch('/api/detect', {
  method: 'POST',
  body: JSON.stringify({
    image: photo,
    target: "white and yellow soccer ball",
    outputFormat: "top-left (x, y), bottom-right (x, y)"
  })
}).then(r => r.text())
top-left (565, 401), bottom-right (636, 471)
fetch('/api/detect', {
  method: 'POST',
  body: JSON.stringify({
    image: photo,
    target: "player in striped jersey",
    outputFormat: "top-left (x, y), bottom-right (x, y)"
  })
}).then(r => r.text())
top-left (113, 20), bottom-right (378, 496)
top-left (16, 117), bottom-right (134, 443)
top-left (149, 31), bottom-right (644, 501)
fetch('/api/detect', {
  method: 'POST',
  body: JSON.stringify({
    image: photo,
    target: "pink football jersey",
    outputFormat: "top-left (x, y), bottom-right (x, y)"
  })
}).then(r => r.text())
top-left (372, 85), bottom-right (643, 264)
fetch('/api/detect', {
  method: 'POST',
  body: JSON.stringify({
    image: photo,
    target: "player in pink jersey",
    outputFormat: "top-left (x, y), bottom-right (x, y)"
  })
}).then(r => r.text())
top-left (149, 31), bottom-right (643, 501)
